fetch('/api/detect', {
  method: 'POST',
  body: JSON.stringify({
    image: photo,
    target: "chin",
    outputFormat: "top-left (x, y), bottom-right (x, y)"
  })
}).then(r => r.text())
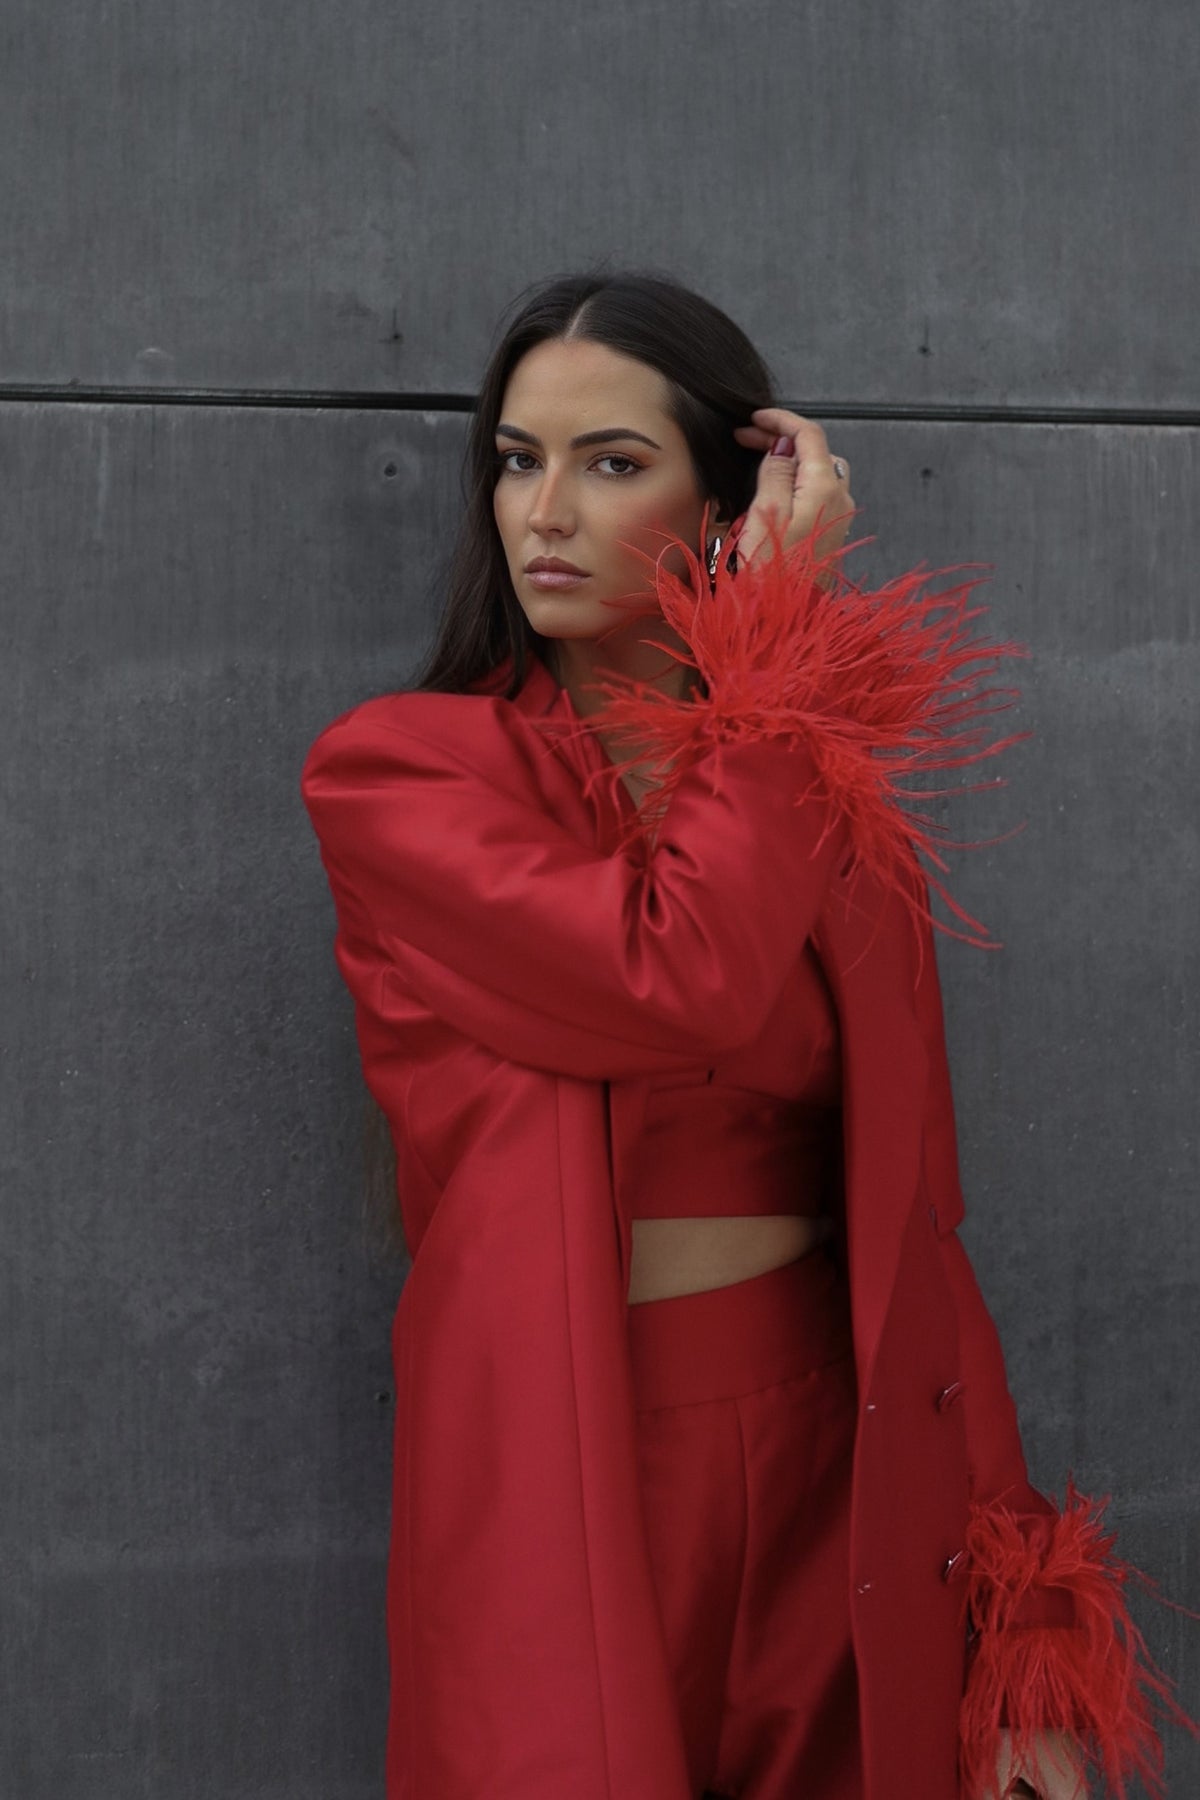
top-left (523, 598), bottom-right (631, 637)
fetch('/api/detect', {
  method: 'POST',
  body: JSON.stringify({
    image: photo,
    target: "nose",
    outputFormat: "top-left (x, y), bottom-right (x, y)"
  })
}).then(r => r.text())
top-left (527, 462), bottom-right (576, 537)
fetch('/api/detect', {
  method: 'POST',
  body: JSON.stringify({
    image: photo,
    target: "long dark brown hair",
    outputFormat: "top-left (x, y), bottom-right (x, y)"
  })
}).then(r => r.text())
top-left (364, 266), bottom-right (778, 1261)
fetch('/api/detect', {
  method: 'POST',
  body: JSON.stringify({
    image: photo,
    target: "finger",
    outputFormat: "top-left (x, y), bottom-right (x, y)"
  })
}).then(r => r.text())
top-left (732, 425), bottom-right (777, 449)
top-left (790, 419), bottom-right (837, 469)
top-left (750, 431), bottom-right (799, 514)
top-left (749, 405), bottom-right (810, 429)
top-left (738, 425), bottom-right (850, 490)
top-left (732, 438), bottom-right (798, 567)
top-left (749, 409), bottom-right (832, 463)
top-left (755, 422), bottom-right (841, 485)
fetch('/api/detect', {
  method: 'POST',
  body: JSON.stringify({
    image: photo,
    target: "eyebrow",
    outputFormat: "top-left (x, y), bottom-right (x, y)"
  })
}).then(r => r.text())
top-left (495, 422), bottom-right (662, 451)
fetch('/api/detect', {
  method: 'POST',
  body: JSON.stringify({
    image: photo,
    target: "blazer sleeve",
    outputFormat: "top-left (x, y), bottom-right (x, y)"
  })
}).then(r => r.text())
top-left (910, 900), bottom-right (1196, 1800)
top-left (304, 513), bottom-right (1038, 1085)
top-left (301, 704), bottom-right (849, 1082)
top-left (304, 506), bottom-right (1044, 1085)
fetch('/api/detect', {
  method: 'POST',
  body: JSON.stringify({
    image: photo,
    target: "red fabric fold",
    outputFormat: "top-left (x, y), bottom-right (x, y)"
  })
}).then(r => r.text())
top-left (959, 1481), bottom-right (1200, 1800)
top-left (556, 507), bottom-right (1031, 955)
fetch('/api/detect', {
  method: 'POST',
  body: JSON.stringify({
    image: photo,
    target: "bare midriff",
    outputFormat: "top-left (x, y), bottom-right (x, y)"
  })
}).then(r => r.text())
top-left (627, 1213), bottom-right (835, 1305)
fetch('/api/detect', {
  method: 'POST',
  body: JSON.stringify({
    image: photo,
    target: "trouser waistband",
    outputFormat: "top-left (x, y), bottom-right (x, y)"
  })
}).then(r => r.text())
top-left (626, 1247), bottom-right (853, 1411)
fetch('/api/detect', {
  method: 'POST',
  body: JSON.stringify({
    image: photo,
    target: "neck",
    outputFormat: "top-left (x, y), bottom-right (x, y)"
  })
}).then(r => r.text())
top-left (548, 630), bottom-right (699, 720)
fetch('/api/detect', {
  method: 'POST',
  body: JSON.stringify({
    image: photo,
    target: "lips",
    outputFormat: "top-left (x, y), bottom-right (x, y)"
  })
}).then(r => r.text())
top-left (525, 557), bottom-right (588, 576)
top-left (524, 556), bottom-right (590, 593)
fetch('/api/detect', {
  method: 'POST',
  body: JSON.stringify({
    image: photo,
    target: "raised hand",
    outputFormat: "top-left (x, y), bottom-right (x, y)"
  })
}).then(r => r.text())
top-left (732, 407), bottom-right (856, 573)
top-left (986, 1728), bottom-right (1089, 1800)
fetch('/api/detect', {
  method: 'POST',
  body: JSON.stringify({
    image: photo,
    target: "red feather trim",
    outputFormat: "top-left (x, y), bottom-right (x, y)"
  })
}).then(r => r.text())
top-left (960, 1482), bottom-right (1200, 1800)
top-left (551, 508), bottom-right (1031, 952)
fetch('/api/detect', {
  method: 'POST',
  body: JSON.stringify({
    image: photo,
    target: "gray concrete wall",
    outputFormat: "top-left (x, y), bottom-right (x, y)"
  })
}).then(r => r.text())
top-left (2, 3), bottom-right (1196, 1795)
top-left (0, 3), bottom-right (1197, 411)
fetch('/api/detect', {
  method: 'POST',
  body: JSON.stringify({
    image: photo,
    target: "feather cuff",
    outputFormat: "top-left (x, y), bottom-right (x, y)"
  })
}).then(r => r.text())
top-left (555, 511), bottom-right (1030, 950)
top-left (959, 1483), bottom-right (1199, 1800)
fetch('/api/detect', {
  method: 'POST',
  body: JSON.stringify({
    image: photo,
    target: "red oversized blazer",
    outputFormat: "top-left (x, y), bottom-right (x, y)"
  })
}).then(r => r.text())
top-left (302, 530), bottom-right (1180, 1800)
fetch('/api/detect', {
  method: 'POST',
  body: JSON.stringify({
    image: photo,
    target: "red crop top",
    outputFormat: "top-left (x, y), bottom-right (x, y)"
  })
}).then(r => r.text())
top-left (618, 940), bottom-right (844, 1221)
top-left (565, 709), bottom-right (845, 1225)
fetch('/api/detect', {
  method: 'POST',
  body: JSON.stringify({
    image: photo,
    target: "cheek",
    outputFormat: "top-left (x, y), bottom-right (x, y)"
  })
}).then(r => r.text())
top-left (604, 484), bottom-right (705, 571)
top-left (611, 479), bottom-right (702, 537)
top-left (492, 486), bottom-right (519, 557)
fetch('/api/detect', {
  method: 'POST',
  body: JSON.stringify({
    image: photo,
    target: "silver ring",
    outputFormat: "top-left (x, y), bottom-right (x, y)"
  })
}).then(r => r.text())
top-left (831, 457), bottom-right (848, 482)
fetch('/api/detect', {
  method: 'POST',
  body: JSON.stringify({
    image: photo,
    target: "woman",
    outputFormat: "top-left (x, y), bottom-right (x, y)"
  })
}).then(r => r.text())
top-left (301, 272), bottom-right (1190, 1800)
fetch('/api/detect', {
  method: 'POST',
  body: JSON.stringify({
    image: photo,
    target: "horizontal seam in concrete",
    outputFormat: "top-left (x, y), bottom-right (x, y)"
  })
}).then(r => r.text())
top-left (0, 385), bottom-right (1198, 428)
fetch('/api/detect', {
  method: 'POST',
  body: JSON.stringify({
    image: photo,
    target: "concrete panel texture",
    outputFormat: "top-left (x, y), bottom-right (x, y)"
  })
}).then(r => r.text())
top-left (0, 0), bottom-right (1197, 407)
top-left (1, 2), bottom-right (1196, 1796)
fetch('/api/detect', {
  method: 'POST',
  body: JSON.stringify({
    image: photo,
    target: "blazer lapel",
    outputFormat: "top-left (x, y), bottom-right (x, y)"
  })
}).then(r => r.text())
top-left (812, 870), bottom-right (929, 1398)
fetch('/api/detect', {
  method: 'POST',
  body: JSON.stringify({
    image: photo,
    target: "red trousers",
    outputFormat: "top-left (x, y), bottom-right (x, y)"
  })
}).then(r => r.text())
top-left (627, 1247), bottom-right (863, 1800)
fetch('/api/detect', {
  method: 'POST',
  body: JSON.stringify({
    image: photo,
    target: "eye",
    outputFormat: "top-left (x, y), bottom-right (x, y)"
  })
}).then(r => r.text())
top-left (594, 453), bottom-right (642, 478)
top-left (495, 449), bottom-right (539, 475)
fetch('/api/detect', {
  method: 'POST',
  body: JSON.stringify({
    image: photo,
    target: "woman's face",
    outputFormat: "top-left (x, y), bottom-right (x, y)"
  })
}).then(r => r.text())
top-left (492, 337), bottom-right (722, 653)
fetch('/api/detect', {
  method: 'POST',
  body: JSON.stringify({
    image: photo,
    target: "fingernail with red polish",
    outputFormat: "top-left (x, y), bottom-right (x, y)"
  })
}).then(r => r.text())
top-left (771, 434), bottom-right (794, 457)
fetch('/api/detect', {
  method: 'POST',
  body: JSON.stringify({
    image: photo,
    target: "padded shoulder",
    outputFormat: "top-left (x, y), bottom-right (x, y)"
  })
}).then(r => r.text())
top-left (313, 686), bottom-right (509, 744)
top-left (307, 686), bottom-right (543, 770)
top-left (302, 684), bottom-right (591, 827)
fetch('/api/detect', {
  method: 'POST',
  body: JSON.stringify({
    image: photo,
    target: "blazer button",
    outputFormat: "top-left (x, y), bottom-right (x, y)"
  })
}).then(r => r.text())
top-left (855, 1579), bottom-right (874, 1596)
top-left (935, 1380), bottom-right (966, 1412)
top-left (941, 1550), bottom-right (968, 1584)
